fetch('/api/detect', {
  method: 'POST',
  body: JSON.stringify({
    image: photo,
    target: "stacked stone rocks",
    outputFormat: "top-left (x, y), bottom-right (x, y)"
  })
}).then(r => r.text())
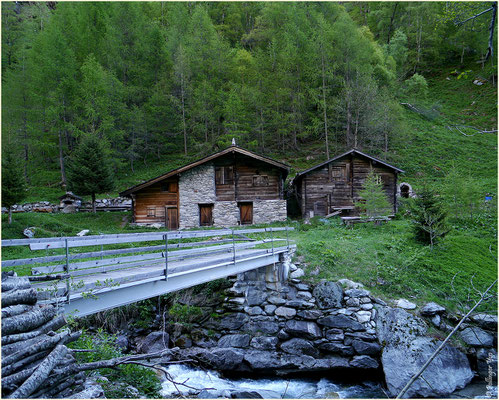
top-left (178, 269), bottom-right (382, 376)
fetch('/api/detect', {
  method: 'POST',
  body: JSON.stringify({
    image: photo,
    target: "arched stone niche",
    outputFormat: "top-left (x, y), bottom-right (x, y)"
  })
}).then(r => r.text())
top-left (397, 182), bottom-right (414, 198)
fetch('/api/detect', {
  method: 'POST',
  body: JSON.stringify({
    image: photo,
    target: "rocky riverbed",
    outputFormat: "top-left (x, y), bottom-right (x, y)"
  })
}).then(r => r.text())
top-left (124, 260), bottom-right (497, 398)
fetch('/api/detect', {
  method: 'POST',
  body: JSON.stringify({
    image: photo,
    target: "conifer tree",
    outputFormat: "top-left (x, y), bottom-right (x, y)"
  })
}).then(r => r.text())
top-left (355, 170), bottom-right (391, 220)
top-left (408, 186), bottom-right (449, 248)
top-left (2, 147), bottom-right (27, 224)
top-left (67, 134), bottom-right (114, 213)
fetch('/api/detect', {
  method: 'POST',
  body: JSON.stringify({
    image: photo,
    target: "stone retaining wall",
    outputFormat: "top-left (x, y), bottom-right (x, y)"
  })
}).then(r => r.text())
top-left (2, 198), bottom-right (131, 214)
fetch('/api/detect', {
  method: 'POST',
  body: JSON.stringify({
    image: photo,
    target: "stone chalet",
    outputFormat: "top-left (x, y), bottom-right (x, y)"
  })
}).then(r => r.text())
top-left (120, 145), bottom-right (290, 229)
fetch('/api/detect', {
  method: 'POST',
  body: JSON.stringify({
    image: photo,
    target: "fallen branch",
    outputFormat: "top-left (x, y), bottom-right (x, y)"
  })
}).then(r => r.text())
top-left (396, 279), bottom-right (498, 398)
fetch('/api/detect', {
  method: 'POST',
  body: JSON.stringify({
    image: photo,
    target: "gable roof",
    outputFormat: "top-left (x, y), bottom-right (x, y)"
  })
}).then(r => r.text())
top-left (120, 145), bottom-right (290, 196)
top-left (293, 149), bottom-right (404, 182)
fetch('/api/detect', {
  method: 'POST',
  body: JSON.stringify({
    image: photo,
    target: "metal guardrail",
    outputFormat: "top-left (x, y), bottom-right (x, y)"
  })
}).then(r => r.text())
top-left (2, 227), bottom-right (295, 314)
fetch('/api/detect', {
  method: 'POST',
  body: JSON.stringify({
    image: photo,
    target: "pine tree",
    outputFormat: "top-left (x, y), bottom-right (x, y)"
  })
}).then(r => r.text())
top-left (408, 186), bottom-right (449, 248)
top-left (2, 147), bottom-right (27, 224)
top-left (67, 134), bottom-right (114, 213)
top-left (355, 170), bottom-right (391, 220)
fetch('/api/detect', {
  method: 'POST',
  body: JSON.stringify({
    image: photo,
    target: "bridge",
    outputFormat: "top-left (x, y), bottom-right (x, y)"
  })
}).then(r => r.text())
top-left (1, 227), bottom-right (295, 317)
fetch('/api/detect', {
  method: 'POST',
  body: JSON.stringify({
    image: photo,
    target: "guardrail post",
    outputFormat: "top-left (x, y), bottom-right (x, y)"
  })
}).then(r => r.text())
top-left (232, 229), bottom-right (236, 264)
top-left (164, 233), bottom-right (168, 280)
top-left (285, 227), bottom-right (289, 250)
top-left (270, 227), bottom-right (274, 256)
top-left (65, 239), bottom-right (70, 304)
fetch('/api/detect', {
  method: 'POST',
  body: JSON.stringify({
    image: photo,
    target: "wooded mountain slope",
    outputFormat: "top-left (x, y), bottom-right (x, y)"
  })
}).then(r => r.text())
top-left (2, 1), bottom-right (497, 201)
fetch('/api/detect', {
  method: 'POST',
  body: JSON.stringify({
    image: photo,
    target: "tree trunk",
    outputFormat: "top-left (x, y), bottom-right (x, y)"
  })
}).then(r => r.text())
top-left (2, 314), bottom-right (66, 345)
top-left (1, 304), bottom-right (34, 319)
top-left (92, 193), bottom-right (96, 213)
top-left (485, 3), bottom-right (497, 61)
top-left (387, 2), bottom-right (399, 44)
top-left (1, 306), bottom-right (56, 336)
top-left (1, 350), bottom-right (50, 378)
top-left (181, 75), bottom-right (187, 156)
top-left (1, 288), bottom-right (38, 308)
top-left (10, 344), bottom-right (68, 399)
top-left (346, 97), bottom-right (352, 148)
top-left (321, 52), bottom-right (330, 159)
top-left (1, 277), bottom-right (31, 292)
top-left (58, 130), bottom-right (66, 189)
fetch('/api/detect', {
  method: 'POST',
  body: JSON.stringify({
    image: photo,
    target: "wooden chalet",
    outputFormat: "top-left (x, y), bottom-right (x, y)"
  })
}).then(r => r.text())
top-left (292, 149), bottom-right (404, 218)
top-left (120, 145), bottom-right (290, 229)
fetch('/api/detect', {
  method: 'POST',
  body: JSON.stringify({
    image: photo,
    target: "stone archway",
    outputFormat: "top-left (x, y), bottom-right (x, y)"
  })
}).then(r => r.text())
top-left (397, 182), bottom-right (413, 198)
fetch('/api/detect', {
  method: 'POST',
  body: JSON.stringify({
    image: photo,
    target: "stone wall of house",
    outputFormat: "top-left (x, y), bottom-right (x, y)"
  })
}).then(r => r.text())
top-left (213, 202), bottom-right (240, 227)
top-left (253, 199), bottom-right (287, 224)
top-left (178, 163), bottom-right (217, 229)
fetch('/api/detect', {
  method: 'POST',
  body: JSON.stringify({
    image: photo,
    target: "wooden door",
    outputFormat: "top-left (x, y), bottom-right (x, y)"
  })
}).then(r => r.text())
top-left (165, 207), bottom-right (179, 230)
top-left (239, 203), bottom-right (253, 225)
top-left (199, 205), bottom-right (213, 226)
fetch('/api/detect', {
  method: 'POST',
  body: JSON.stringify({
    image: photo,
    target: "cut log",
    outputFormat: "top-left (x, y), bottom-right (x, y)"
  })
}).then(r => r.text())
top-left (2, 330), bottom-right (79, 368)
top-left (2, 277), bottom-right (32, 292)
top-left (2, 306), bottom-right (56, 335)
top-left (2, 334), bottom-right (48, 357)
top-left (2, 304), bottom-right (34, 319)
top-left (2, 314), bottom-right (67, 345)
top-left (68, 384), bottom-right (105, 399)
top-left (1, 350), bottom-right (50, 378)
top-left (32, 371), bottom-right (85, 398)
top-left (9, 344), bottom-right (68, 398)
top-left (1, 367), bottom-right (36, 393)
top-left (1, 288), bottom-right (38, 307)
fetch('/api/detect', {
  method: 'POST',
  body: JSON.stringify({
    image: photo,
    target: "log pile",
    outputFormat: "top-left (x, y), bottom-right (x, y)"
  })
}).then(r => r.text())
top-left (1, 271), bottom-right (103, 399)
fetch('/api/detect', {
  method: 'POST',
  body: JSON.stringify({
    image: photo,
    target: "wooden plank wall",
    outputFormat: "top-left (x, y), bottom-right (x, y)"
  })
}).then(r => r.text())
top-left (215, 154), bottom-right (282, 202)
top-left (300, 155), bottom-right (397, 217)
top-left (134, 178), bottom-right (178, 223)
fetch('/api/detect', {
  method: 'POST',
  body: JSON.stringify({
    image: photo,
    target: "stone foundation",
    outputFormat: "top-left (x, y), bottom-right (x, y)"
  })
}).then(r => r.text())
top-left (253, 200), bottom-right (287, 224)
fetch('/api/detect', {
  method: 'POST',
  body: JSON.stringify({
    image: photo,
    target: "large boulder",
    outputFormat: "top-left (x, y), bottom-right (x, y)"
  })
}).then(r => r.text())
top-left (285, 320), bottom-right (322, 340)
top-left (376, 307), bottom-right (473, 398)
top-left (459, 327), bottom-right (494, 347)
top-left (136, 331), bottom-right (169, 354)
top-left (313, 281), bottom-right (343, 309)
top-left (470, 313), bottom-right (498, 330)
top-left (420, 302), bottom-right (446, 316)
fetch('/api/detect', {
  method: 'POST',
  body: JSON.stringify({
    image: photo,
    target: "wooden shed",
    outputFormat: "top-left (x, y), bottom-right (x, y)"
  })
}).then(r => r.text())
top-left (292, 149), bottom-right (404, 218)
top-left (120, 145), bottom-right (289, 229)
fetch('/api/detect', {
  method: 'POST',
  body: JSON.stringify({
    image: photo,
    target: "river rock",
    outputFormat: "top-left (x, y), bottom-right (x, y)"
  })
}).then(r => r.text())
top-left (313, 281), bottom-right (343, 309)
top-left (231, 389), bottom-right (281, 399)
top-left (280, 338), bottom-right (319, 358)
top-left (318, 341), bottom-right (354, 356)
top-left (376, 306), bottom-right (473, 398)
top-left (470, 313), bottom-right (498, 330)
top-left (396, 298), bottom-right (417, 310)
top-left (218, 334), bottom-right (251, 348)
top-left (317, 315), bottom-right (364, 331)
top-left (344, 288), bottom-right (370, 298)
top-left (297, 309), bottom-right (322, 320)
top-left (297, 291), bottom-right (313, 300)
top-left (290, 268), bottom-right (305, 279)
top-left (352, 340), bottom-right (381, 355)
top-left (285, 320), bottom-right (322, 339)
top-left (459, 327), bottom-right (494, 347)
top-left (246, 287), bottom-right (268, 306)
top-left (420, 302), bottom-right (446, 316)
top-left (350, 355), bottom-right (379, 369)
top-left (244, 318), bottom-right (279, 334)
top-left (268, 296), bottom-right (286, 306)
top-left (264, 304), bottom-right (276, 315)
top-left (115, 334), bottom-right (129, 351)
top-left (314, 356), bottom-right (350, 370)
top-left (250, 336), bottom-right (279, 350)
top-left (325, 329), bottom-right (344, 341)
top-left (219, 313), bottom-right (249, 330)
top-left (137, 331), bottom-right (169, 353)
top-left (275, 306), bottom-right (297, 318)
top-left (277, 329), bottom-right (290, 340)
top-left (337, 279), bottom-right (364, 289)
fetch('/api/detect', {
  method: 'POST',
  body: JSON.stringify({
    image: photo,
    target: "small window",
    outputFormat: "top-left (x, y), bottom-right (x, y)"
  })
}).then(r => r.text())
top-left (329, 165), bottom-right (346, 181)
top-left (215, 166), bottom-right (234, 185)
top-left (253, 175), bottom-right (269, 186)
top-left (161, 182), bottom-right (178, 193)
top-left (147, 207), bottom-right (156, 217)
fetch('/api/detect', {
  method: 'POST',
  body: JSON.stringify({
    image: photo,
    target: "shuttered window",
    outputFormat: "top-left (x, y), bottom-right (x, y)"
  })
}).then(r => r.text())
top-left (215, 166), bottom-right (234, 185)
top-left (147, 207), bottom-right (156, 217)
top-left (161, 182), bottom-right (178, 192)
top-left (252, 175), bottom-right (269, 186)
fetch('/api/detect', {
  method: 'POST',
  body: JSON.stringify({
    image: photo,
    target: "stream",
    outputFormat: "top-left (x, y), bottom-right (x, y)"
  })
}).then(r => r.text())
top-left (160, 364), bottom-right (386, 398)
